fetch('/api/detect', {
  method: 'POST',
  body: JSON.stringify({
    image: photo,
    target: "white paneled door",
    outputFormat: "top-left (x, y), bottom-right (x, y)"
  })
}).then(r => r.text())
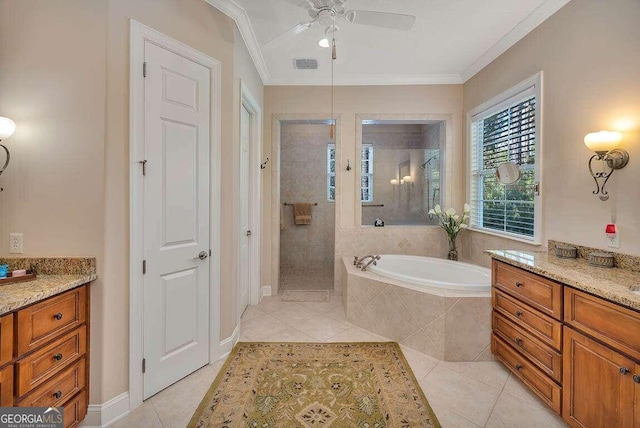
top-left (143, 41), bottom-right (211, 399)
top-left (239, 104), bottom-right (251, 316)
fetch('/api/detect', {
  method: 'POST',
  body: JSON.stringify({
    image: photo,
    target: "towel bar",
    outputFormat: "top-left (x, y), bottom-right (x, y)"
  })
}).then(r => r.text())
top-left (283, 202), bottom-right (318, 206)
top-left (362, 204), bottom-right (385, 207)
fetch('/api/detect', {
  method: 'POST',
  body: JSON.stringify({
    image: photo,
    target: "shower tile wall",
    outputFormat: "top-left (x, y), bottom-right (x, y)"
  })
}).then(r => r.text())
top-left (280, 125), bottom-right (335, 282)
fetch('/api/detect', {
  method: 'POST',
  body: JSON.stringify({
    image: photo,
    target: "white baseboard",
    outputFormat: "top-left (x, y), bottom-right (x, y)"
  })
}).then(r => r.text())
top-left (218, 324), bottom-right (240, 359)
top-left (81, 392), bottom-right (130, 428)
top-left (260, 285), bottom-right (272, 300)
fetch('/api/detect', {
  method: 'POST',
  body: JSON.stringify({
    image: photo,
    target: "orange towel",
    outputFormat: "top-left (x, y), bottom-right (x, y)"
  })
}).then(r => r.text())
top-left (293, 203), bottom-right (312, 225)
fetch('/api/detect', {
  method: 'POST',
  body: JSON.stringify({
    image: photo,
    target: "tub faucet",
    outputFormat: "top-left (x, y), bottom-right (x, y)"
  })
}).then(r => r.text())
top-left (361, 255), bottom-right (381, 271)
top-left (354, 255), bottom-right (376, 268)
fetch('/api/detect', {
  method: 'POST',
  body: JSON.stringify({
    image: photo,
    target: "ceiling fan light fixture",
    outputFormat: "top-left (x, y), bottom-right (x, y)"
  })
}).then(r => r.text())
top-left (318, 38), bottom-right (330, 48)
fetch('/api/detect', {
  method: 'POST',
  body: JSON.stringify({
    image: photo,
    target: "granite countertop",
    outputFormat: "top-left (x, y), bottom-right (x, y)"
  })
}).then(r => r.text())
top-left (487, 250), bottom-right (640, 311)
top-left (0, 274), bottom-right (96, 316)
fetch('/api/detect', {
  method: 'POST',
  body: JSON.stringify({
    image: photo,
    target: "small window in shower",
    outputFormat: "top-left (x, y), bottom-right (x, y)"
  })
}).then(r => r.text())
top-left (327, 144), bottom-right (375, 203)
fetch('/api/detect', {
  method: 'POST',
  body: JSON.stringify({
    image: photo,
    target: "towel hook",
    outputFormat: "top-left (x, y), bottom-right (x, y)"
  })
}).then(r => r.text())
top-left (260, 158), bottom-right (270, 170)
top-left (346, 159), bottom-right (351, 171)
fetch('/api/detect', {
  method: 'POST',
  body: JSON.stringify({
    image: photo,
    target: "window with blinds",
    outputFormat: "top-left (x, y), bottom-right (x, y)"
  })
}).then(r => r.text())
top-left (327, 144), bottom-right (373, 202)
top-left (469, 77), bottom-right (541, 242)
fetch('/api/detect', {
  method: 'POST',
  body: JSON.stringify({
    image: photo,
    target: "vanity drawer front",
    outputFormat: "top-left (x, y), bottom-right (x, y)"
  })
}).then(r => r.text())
top-left (15, 326), bottom-right (86, 397)
top-left (0, 365), bottom-right (13, 407)
top-left (0, 313), bottom-right (13, 366)
top-left (17, 358), bottom-right (85, 408)
top-left (493, 289), bottom-right (562, 350)
top-left (62, 391), bottom-right (87, 428)
top-left (17, 286), bottom-right (87, 356)
top-left (493, 261), bottom-right (563, 319)
top-left (565, 287), bottom-right (640, 361)
top-left (493, 311), bottom-right (562, 383)
top-left (492, 334), bottom-right (562, 414)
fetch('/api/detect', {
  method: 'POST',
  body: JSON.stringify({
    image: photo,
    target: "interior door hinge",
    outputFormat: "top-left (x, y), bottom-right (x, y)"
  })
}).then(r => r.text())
top-left (139, 160), bottom-right (147, 176)
top-left (143, 260), bottom-right (146, 274)
top-left (143, 62), bottom-right (147, 78)
top-left (142, 358), bottom-right (146, 373)
top-left (209, 249), bottom-right (212, 257)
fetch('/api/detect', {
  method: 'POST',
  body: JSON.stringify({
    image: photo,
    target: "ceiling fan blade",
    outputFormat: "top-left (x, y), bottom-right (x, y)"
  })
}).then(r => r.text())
top-left (261, 21), bottom-right (313, 51)
top-left (346, 10), bottom-right (416, 31)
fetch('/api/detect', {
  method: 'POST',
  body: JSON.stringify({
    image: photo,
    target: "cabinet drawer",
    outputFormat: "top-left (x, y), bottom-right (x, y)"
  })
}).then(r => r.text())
top-left (17, 358), bottom-right (85, 408)
top-left (493, 261), bottom-right (563, 319)
top-left (0, 364), bottom-right (13, 407)
top-left (15, 326), bottom-right (86, 397)
top-left (565, 287), bottom-right (640, 362)
top-left (0, 313), bottom-right (13, 366)
top-left (492, 334), bottom-right (562, 414)
top-left (17, 286), bottom-right (86, 356)
top-left (493, 289), bottom-right (562, 350)
top-left (62, 391), bottom-right (87, 428)
top-left (493, 311), bottom-right (562, 383)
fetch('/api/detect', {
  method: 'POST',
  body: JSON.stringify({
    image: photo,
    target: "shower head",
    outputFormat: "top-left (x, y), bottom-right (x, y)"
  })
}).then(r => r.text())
top-left (420, 155), bottom-right (438, 169)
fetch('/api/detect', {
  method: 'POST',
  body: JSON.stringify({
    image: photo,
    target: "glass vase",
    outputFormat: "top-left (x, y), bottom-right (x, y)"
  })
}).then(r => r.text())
top-left (447, 234), bottom-right (458, 261)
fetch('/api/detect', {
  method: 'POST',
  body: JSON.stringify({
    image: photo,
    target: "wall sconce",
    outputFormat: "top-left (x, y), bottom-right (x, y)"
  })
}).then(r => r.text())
top-left (584, 130), bottom-right (629, 201)
top-left (390, 178), bottom-right (399, 185)
top-left (0, 116), bottom-right (16, 176)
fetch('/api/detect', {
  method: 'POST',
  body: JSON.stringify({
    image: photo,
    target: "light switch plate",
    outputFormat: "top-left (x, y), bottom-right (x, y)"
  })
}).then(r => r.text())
top-left (606, 233), bottom-right (619, 248)
top-left (9, 233), bottom-right (23, 254)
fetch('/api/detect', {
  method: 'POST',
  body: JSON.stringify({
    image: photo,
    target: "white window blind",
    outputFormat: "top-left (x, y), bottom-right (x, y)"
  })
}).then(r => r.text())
top-left (327, 144), bottom-right (374, 202)
top-left (470, 85), bottom-right (540, 241)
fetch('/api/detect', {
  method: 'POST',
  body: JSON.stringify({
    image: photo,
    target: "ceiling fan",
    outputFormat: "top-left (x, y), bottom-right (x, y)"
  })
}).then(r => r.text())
top-left (262, 0), bottom-right (417, 50)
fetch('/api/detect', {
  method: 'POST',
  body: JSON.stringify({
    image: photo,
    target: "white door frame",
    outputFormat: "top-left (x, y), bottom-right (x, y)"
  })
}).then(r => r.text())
top-left (129, 20), bottom-right (222, 411)
top-left (239, 81), bottom-right (262, 313)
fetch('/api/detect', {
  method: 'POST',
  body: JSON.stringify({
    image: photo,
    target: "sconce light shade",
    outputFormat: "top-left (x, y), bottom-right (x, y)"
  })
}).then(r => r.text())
top-left (0, 117), bottom-right (16, 140)
top-left (390, 178), bottom-right (399, 185)
top-left (584, 130), bottom-right (629, 201)
top-left (402, 175), bottom-right (412, 183)
top-left (584, 131), bottom-right (622, 155)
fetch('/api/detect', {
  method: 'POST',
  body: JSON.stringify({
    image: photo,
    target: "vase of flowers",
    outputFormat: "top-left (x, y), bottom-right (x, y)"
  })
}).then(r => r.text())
top-left (428, 203), bottom-right (470, 261)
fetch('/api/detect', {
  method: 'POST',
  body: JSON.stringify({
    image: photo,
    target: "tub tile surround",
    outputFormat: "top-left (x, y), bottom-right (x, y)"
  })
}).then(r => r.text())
top-left (487, 245), bottom-right (640, 311)
top-left (341, 258), bottom-right (491, 361)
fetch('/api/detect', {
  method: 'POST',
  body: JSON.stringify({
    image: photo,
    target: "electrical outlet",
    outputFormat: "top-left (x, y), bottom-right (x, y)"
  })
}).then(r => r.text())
top-left (606, 224), bottom-right (619, 249)
top-left (9, 233), bottom-right (23, 254)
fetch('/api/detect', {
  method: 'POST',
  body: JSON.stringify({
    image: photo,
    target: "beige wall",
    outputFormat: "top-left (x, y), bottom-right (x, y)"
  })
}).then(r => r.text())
top-left (262, 85), bottom-right (464, 292)
top-left (461, 0), bottom-right (640, 265)
top-left (0, 0), bottom-right (263, 404)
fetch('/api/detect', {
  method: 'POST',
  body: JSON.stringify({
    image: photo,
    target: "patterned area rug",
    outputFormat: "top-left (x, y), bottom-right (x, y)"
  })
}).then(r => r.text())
top-left (281, 290), bottom-right (332, 303)
top-left (188, 342), bottom-right (441, 428)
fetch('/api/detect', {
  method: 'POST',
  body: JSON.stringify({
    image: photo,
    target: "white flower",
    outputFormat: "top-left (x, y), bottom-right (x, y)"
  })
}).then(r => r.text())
top-left (446, 208), bottom-right (456, 216)
top-left (453, 214), bottom-right (459, 221)
top-left (434, 205), bottom-right (442, 214)
top-left (460, 223), bottom-right (468, 229)
top-left (428, 209), bottom-right (435, 215)
top-left (464, 203), bottom-right (471, 213)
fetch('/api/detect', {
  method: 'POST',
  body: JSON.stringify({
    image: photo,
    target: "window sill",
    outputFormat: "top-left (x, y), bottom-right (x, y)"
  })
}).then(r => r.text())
top-left (468, 227), bottom-right (543, 246)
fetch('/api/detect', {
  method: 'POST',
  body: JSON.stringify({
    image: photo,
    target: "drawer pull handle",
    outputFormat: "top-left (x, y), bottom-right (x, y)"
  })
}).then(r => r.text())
top-left (634, 374), bottom-right (640, 384)
top-left (54, 313), bottom-right (63, 320)
top-left (515, 281), bottom-right (523, 287)
top-left (514, 338), bottom-right (523, 347)
top-left (515, 364), bottom-right (523, 371)
top-left (53, 391), bottom-right (62, 399)
top-left (53, 353), bottom-right (63, 361)
top-left (515, 311), bottom-right (523, 317)
top-left (620, 367), bottom-right (631, 375)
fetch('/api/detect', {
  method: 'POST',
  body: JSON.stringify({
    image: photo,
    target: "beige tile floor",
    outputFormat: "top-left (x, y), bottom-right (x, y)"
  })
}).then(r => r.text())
top-left (112, 294), bottom-right (568, 428)
top-left (279, 268), bottom-right (334, 291)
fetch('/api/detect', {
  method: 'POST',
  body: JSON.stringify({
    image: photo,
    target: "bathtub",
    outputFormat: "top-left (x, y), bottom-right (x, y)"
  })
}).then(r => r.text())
top-left (368, 255), bottom-right (491, 293)
top-left (342, 256), bottom-right (492, 362)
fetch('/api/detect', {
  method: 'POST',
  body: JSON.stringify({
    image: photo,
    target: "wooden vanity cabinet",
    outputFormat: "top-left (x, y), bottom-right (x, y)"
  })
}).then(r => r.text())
top-left (0, 285), bottom-right (89, 428)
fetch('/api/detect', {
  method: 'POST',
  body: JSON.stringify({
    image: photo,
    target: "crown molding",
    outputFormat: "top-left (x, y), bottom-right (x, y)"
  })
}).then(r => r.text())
top-left (204, 0), bottom-right (270, 84)
top-left (266, 73), bottom-right (463, 86)
top-left (460, 0), bottom-right (572, 82)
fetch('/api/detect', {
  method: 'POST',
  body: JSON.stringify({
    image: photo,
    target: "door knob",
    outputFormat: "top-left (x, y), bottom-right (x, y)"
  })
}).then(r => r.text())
top-left (246, 230), bottom-right (252, 237)
top-left (198, 251), bottom-right (208, 260)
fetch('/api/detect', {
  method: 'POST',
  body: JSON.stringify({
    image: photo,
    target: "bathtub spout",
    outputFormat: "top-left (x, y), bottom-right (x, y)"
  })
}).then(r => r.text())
top-left (361, 255), bottom-right (381, 271)
top-left (354, 255), bottom-right (376, 268)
